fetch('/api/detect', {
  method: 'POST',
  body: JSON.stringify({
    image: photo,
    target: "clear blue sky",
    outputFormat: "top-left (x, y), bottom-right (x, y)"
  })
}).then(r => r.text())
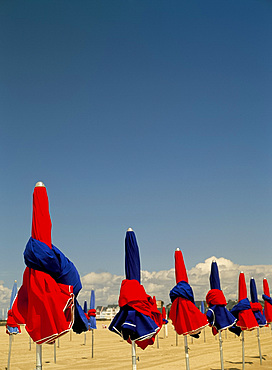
top-left (1, 0), bottom-right (272, 289)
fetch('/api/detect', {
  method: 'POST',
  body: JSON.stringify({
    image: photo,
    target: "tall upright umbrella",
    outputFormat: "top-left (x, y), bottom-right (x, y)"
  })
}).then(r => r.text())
top-left (109, 228), bottom-right (162, 370)
top-left (262, 278), bottom-right (272, 324)
top-left (83, 301), bottom-right (88, 345)
top-left (11, 182), bottom-right (88, 369)
top-left (6, 280), bottom-right (21, 370)
top-left (250, 277), bottom-right (266, 365)
top-left (88, 289), bottom-right (97, 358)
top-left (169, 248), bottom-right (208, 370)
top-left (206, 261), bottom-right (236, 370)
top-left (229, 272), bottom-right (258, 370)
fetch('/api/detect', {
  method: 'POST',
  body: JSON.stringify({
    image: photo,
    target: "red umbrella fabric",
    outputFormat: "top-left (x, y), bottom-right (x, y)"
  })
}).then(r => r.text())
top-left (169, 249), bottom-right (208, 336)
top-left (12, 182), bottom-right (87, 344)
top-left (262, 278), bottom-right (272, 324)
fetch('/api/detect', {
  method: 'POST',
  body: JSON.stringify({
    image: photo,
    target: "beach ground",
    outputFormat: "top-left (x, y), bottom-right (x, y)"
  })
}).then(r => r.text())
top-left (1, 321), bottom-right (272, 369)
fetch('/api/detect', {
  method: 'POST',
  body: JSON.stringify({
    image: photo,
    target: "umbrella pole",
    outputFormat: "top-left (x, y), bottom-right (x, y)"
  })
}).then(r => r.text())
top-left (165, 323), bottom-right (168, 338)
top-left (84, 332), bottom-right (86, 345)
top-left (57, 337), bottom-right (60, 348)
top-left (132, 340), bottom-right (137, 370)
top-left (36, 344), bottom-right (42, 370)
top-left (176, 331), bottom-right (178, 346)
top-left (242, 331), bottom-right (245, 370)
top-left (54, 341), bottom-right (56, 364)
top-left (156, 334), bottom-right (159, 348)
top-left (7, 335), bottom-right (12, 370)
top-left (184, 335), bottom-right (190, 370)
top-left (219, 330), bottom-right (224, 370)
top-left (257, 327), bottom-right (262, 365)
top-left (203, 327), bottom-right (206, 343)
top-left (91, 329), bottom-right (94, 358)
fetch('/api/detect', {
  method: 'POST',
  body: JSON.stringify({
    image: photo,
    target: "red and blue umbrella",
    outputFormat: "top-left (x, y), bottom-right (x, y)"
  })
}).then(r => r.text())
top-left (6, 281), bottom-right (21, 335)
top-left (229, 272), bottom-right (258, 335)
top-left (262, 278), bottom-right (272, 324)
top-left (206, 261), bottom-right (236, 334)
top-left (250, 277), bottom-right (266, 327)
top-left (88, 290), bottom-right (97, 330)
top-left (169, 249), bottom-right (208, 369)
top-left (11, 182), bottom-right (88, 345)
top-left (109, 228), bottom-right (162, 350)
top-left (169, 249), bottom-right (208, 336)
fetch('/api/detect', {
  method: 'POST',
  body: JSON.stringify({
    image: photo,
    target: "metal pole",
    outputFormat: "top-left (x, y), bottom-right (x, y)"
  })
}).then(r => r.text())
top-left (7, 335), bottom-right (12, 370)
top-left (57, 337), bottom-right (60, 348)
top-left (242, 331), bottom-right (245, 370)
top-left (165, 323), bottom-right (168, 337)
top-left (54, 341), bottom-right (56, 364)
top-left (84, 332), bottom-right (86, 345)
top-left (219, 330), bottom-right (224, 370)
top-left (203, 327), bottom-right (206, 343)
top-left (184, 335), bottom-right (190, 370)
top-left (70, 330), bottom-right (72, 341)
top-left (91, 330), bottom-right (94, 358)
top-left (132, 340), bottom-right (137, 370)
top-left (36, 344), bottom-right (42, 370)
top-left (257, 327), bottom-right (262, 365)
top-left (156, 334), bottom-right (159, 349)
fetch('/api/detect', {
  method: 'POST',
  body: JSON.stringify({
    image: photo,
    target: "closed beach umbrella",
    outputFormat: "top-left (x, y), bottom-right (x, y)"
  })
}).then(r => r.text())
top-left (250, 277), bottom-right (266, 365)
top-left (169, 248), bottom-right (208, 369)
top-left (88, 289), bottom-right (97, 358)
top-left (229, 272), bottom-right (258, 370)
top-left (262, 278), bottom-right (272, 324)
top-left (88, 289), bottom-right (97, 330)
top-left (109, 228), bottom-right (162, 369)
top-left (206, 261), bottom-right (236, 370)
top-left (230, 272), bottom-right (258, 334)
top-left (6, 280), bottom-right (21, 370)
top-left (11, 182), bottom-right (88, 368)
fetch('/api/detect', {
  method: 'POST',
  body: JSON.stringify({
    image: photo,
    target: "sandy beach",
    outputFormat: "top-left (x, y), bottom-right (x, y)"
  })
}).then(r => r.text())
top-left (1, 321), bottom-right (272, 370)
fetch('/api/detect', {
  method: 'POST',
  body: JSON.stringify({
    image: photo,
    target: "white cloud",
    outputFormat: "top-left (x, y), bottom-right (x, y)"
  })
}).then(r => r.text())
top-left (79, 256), bottom-right (272, 307)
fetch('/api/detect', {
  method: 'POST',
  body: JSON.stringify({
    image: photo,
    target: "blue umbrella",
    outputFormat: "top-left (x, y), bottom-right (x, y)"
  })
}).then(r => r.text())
top-left (88, 290), bottom-right (97, 330)
top-left (109, 228), bottom-right (162, 369)
top-left (206, 261), bottom-right (236, 370)
top-left (206, 261), bottom-right (236, 332)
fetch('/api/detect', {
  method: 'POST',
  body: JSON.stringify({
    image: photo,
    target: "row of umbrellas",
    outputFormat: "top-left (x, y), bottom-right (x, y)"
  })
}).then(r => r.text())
top-left (5, 182), bottom-right (272, 370)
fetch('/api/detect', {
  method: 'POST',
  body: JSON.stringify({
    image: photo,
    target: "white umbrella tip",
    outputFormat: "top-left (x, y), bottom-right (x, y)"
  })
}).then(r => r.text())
top-left (35, 181), bottom-right (45, 187)
top-left (175, 248), bottom-right (180, 251)
top-left (251, 277), bottom-right (254, 280)
top-left (264, 278), bottom-right (267, 280)
top-left (14, 280), bottom-right (17, 283)
top-left (127, 227), bottom-right (133, 232)
top-left (240, 271), bottom-right (244, 274)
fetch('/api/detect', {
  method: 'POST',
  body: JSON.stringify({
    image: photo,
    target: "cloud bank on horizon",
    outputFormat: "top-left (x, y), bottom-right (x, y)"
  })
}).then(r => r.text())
top-left (79, 256), bottom-right (272, 307)
top-left (1, 256), bottom-right (272, 314)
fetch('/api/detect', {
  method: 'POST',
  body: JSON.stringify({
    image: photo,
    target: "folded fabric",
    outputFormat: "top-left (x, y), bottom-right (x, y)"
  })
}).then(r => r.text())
top-left (109, 279), bottom-right (162, 349)
top-left (12, 237), bottom-right (88, 343)
top-left (206, 289), bottom-right (236, 333)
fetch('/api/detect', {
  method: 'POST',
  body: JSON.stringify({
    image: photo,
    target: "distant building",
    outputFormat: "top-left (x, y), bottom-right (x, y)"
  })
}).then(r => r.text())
top-left (96, 304), bottom-right (119, 320)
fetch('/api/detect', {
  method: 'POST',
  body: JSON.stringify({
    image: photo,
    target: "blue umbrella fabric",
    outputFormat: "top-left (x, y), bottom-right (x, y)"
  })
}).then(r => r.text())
top-left (88, 290), bottom-right (97, 330)
top-left (6, 281), bottom-right (21, 335)
top-left (109, 229), bottom-right (162, 350)
top-left (250, 278), bottom-right (266, 327)
top-left (201, 301), bottom-right (205, 315)
top-left (206, 261), bottom-right (236, 335)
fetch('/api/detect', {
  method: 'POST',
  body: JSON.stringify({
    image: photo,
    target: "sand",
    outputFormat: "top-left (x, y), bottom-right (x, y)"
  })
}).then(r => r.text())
top-left (1, 322), bottom-right (272, 369)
